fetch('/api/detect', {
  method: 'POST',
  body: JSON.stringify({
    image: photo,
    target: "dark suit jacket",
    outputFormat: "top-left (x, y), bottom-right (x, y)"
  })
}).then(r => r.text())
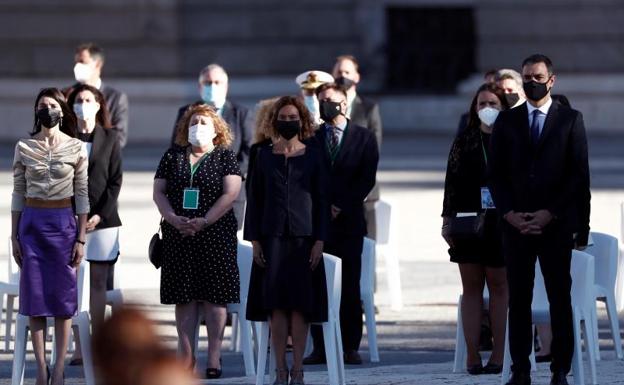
top-left (314, 122), bottom-right (379, 237)
top-left (350, 94), bottom-right (382, 201)
top-left (170, 100), bottom-right (253, 176)
top-left (488, 101), bottom-right (590, 245)
top-left (243, 145), bottom-right (329, 241)
top-left (87, 126), bottom-right (123, 229)
top-left (64, 82), bottom-right (129, 148)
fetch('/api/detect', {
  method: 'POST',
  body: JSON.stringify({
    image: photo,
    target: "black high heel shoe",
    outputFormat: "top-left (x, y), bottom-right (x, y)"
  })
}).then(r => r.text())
top-left (205, 358), bottom-right (222, 379)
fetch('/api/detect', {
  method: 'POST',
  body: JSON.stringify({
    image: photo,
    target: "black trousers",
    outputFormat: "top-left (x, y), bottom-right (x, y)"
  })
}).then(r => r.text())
top-left (311, 234), bottom-right (363, 353)
top-left (503, 227), bottom-right (574, 374)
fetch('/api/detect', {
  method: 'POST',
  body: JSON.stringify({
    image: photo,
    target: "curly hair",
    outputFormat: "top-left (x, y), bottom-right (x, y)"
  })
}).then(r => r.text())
top-left (174, 104), bottom-right (233, 147)
top-left (267, 96), bottom-right (316, 140)
top-left (253, 97), bottom-right (280, 143)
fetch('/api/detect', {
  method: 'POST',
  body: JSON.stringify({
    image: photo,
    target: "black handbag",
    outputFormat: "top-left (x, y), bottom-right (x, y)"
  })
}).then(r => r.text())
top-left (442, 212), bottom-right (487, 242)
top-left (148, 219), bottom-right (164, 269)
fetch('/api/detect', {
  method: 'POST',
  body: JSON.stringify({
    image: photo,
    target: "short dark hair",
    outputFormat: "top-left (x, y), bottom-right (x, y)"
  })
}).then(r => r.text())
top-left (76, 43), bottom-right (105, 63)
top-left (268, 96), bottom-right (316, 140)
top-left (335, 54), bottom-right (359, 72)
top-left (522, 54), bottom-right (553, 75)
top-left (484, 68), bottom-right (498, 79)
top-left (314, 82), bottom-right (347, 99)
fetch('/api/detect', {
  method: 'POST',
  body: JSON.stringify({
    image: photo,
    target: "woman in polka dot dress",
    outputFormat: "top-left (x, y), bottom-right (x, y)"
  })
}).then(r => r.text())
top-left (153, 104), bottom-right (241, 378)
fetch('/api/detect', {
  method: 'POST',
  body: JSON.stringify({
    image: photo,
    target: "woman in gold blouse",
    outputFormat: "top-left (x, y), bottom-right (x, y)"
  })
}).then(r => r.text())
top-left (11, 88), bottom-right (89, 385)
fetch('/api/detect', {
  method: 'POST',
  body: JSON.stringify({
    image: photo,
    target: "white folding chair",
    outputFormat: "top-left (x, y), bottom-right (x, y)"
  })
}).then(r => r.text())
top-left (360, 237), bottom-right (379, 362)
top-left (2, 237), bottom-right (20, 351)
top-left (12, 261), bottom-right (95, 385)
top-left (190, 241), bottom-right (256, 376)
top-left (255, 253), bottom-right (346, 385)
top-left (617, 203), bottom-right (624, 311)
top-left (585, 232), bottom-right (623, 360)
top-left (501, 251), bottom-right (597, 385)
top-left (374, 200), bottom-right (403, 311)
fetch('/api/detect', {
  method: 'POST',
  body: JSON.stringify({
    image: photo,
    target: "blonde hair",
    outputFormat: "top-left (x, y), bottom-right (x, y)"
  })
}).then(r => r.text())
top-left (253, 97), bottom-right (280, 143)
top-left (174, 104), bottom-right (233, 147)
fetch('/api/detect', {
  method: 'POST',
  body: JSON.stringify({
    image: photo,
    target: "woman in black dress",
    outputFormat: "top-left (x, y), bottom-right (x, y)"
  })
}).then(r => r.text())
top-left (442, 83), bottom-right (510, 375)
top-left (245, 96), bottom-right (329, 385)
top-left (153, 104), bottom-right (241, 378)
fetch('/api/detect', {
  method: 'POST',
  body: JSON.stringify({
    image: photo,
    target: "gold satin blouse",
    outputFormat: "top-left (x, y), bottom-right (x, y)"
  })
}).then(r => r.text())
top-left (12, 138), bottom-right (89, 214)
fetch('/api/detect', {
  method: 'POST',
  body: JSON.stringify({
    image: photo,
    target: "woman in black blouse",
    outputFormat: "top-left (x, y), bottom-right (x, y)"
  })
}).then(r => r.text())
top-left (442, 83), bottom-right (510, 375)
top-left (153, 104), bottom-right (242, 378)
top-left (244, 96), bottom-right (329, 385)
top-left (66, 83), bottom-right (123, 364)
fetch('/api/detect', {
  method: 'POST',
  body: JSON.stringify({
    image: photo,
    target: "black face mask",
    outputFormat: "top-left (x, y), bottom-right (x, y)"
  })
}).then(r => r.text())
top-left (36, 108), bottom-right (62, 128)
top-left (319, 100), bottom-right (342, 122)
top-left (335, 76), bottom-right (355, 91)
top-left (505, 93), bottom-right (520, 107)
top-left (523, 80), bottom-right (550, 102)
top-left (275, 120), bottom-right (301, 140)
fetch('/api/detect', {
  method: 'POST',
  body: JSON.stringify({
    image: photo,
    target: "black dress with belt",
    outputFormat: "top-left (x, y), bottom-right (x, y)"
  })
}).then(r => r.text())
top-left (442, 129), bottom-right (504, 267)
top-left (244, 144), bottom-right (329, 322)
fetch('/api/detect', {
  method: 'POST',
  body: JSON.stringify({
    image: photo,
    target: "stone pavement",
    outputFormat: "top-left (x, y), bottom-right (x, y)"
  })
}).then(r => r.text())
top-left (1, 134), bottom-right (624, 384)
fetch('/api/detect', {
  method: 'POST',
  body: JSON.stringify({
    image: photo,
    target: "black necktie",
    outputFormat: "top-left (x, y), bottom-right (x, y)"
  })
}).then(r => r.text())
top-left (530, 109), bottom-right (542, 145)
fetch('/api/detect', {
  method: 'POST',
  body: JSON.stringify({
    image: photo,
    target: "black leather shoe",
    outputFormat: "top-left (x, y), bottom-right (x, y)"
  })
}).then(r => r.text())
top-left (505, 371), bottom-right (531, 385)
top-left (302, 351), bottom-right (326, 365)
top-left (550, 371), bottom-right (569, 385)
top-left (482, 362), bottom-right (503, 374)
top-left (466, 362), bottom-right (483, 375)
top-left (343, 350), bottom-right (362, 365)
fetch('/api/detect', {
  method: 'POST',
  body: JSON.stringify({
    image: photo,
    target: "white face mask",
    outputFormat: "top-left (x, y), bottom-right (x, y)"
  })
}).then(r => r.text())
top-left (74, 63), bottom-right (94, 83)
top-left (303, 95), bottom-right (319, 118)
top-left (200, 84), bottom-right (227, 109)
top-left (73, 102), bottom-right (100, 121)
top-left (477, 106), bottom-right (500, 127)
top-left (188, 123), bottom-right (217, 147)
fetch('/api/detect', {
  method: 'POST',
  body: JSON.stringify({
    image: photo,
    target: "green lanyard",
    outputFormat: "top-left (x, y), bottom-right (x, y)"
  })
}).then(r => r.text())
top-left (189, 153), bottom-right (209, 188)
top-left (479, 132), bottom-right (488, 166)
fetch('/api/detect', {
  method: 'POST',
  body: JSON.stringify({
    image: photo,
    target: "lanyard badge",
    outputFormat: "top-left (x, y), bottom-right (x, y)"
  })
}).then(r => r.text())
top-left (183, 152), bottom-right (207, 210)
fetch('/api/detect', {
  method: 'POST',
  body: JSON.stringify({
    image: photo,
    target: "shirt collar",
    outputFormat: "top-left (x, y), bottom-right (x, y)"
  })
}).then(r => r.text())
top-left (526, 97), bottom-right (553, 116)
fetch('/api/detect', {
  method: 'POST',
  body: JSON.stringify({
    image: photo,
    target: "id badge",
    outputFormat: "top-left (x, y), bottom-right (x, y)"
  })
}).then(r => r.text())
top-left (481, 187), bottom-right (496, 209)
top-left (183, 188), bottom-right (199, 209)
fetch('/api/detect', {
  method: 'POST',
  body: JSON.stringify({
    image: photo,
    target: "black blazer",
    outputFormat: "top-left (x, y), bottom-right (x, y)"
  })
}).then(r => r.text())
top-left (243, 145), bottom-right (329, 241)
top-left (87, 126), bottom-right (123, 229)
top-left (314, 122), bottom-right (379, 236)
top-left (64, 82), bottom-right (129, 148)
top-left (170, 100), bottom-right (253, 176)
top-left (488, 101), bottom-right (590, 244)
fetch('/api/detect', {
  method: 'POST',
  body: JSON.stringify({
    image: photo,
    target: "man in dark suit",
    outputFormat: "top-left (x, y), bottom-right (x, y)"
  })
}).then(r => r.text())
top-left (170, 64), bottom-right (253, 229)
top-left (65, 43), bottom-right (129, 148)
top-left (488, 54), bottom-right (591, 385)
top-left (303, 82), bottom-right (379, 365)
top-left (332, 55), bottom-right (382, 240)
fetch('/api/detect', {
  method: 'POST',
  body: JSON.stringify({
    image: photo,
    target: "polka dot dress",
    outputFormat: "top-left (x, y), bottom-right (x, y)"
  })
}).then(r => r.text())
top-left (155, 146), bottom-right (241, 305)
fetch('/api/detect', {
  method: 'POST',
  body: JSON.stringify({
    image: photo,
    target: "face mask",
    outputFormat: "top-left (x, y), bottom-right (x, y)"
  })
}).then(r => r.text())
top-left (37, 108), bottom-right (62, 128)
top-left (188, 123), bottom-right (217, 147)
top-left (319, 100), bottom-right (342, 122)
top-left (74, 63), bottom-right (94, 83)
top-left (523, 79), bottom-right (550, 101)
top-left (477, 107), bottom-right (500, 127)
top-left (303, 95), bottom-right (319, 118)
top-left (73, 102), bottom-right (99, 121)
top-left (505, 93), bottom-right (520, 107)
top-left (335, 76), bottom-right (356, 91)
top-left (201, 85), bottom-right (226, 109)
top-left (275, 120), bottom-right (301, 140)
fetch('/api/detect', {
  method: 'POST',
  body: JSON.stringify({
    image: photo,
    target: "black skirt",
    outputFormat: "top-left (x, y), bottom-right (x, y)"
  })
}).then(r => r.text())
top-left (448, 211), bottom-right (505, 268)
top-left (246, 236), bottom-right (328, 323)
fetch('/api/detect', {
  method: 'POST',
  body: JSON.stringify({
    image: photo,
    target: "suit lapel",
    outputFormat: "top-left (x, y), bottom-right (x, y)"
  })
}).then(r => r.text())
top-left (536, 101), bottom-right (559, 152)
top-left (220, 100), bottom-right (234, 125)
top-left (515, 103), bottom-right (531, 149)
top-left (317, 125), bottom-right (332, 164)
top-left (88, 126), bottom-right (103, 172)
top-left (350, 95), bottom-right (363, 122)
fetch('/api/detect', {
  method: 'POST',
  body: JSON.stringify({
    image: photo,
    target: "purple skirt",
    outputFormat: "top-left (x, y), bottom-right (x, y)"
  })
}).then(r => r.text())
top-left (18, 206), bottom-right (77, 317)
